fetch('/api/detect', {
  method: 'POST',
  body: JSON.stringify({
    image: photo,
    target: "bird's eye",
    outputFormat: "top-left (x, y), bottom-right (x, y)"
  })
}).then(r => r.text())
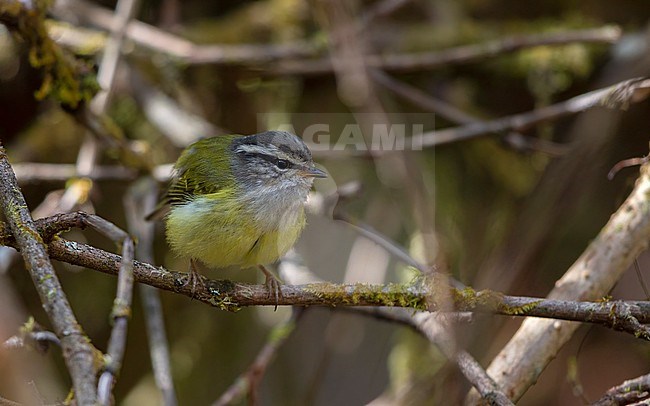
top-left (276, 159), bottom-right (290, 169)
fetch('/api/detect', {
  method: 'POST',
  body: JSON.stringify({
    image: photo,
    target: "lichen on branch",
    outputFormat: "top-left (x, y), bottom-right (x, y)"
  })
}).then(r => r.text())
top-left (0, 0), bottom-right (99, 109)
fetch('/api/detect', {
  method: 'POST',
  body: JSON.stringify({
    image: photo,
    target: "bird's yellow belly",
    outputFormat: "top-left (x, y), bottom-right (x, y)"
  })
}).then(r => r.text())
top-left (165, 196), bottom-right (305, 268)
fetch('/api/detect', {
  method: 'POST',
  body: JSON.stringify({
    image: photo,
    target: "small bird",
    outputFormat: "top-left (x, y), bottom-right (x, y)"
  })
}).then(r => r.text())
top-left (147, 130), bottom-right (327, 300)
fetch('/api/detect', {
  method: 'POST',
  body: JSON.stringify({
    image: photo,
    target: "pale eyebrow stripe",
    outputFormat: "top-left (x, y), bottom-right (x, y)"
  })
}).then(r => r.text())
top-left (235, 144), bottom-right (304, 165)
top-left (234, 144), bottom-right (278, 155)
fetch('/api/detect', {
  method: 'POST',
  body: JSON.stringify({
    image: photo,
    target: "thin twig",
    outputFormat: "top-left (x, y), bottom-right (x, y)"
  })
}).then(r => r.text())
top-left (47, 238), bottom-right (432, 309)
top-left (12, 163), bottom-right (171, 183)
top-left (358, 0), bottom-right (414, 31)
top-left (270, 26), bottom-right (621, 75)
top-left (415, 77), bottom-right (650, 148)
top-left (47, 3), bottom-right (618, 73)
top-left (0, 146), bottom-right (98, 404)
top-left (51, 0), bottom-right (319, 65)
top-left (77, 0), bottom-right (141, 180)
top-left (80, 0), bottom-right (142, 403)
top-left (3, 331), bottom-right (61, 352)
top-left (334, 211), bottom-right (428, 273)
top-left (213, 309), bottom-right (304, 406)
top-left (90, 0), bottom-right (141, 114)
top-left (128, 67), bottom-right (225, 147)
top-left (93, 215), bottom-right (135, 405)
top-left (592, 373), bottom-right (650, 406)
top-left (280, 255), bottom-right (504, 404)
top-left (633, 259), bottom-right (650, 300)
top-left (13, 163), bottom-right (137, 183)
top-left (414, 312), bottom-right (513, 405)
top-left (311, 77), bottom-right (650, 158)
top-left (608, 155), bottom-right (650, 180)
top-left (370, 69), bottom-right (570, 155)
top-left (124, 178), bottom-right (177, 406)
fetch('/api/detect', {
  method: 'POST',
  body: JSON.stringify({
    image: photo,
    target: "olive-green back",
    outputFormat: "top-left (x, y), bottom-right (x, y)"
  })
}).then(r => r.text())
top-left (146, 135), bottom-right (239, 220)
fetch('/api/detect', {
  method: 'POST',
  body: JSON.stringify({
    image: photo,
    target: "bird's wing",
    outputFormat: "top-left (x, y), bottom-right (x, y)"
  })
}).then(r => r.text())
top-left (145, 136), bottom-right (237, 221)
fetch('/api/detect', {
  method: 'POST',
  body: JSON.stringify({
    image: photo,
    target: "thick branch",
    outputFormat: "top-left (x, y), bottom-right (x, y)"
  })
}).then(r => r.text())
top-left (0, 147), bottom-right (98, 404)
top-left (3, 213), bottom-right (650, 333)
top-left (470, 159), bottom-right (650, 403)
top-left (47, 238), bottom-right (430, 310)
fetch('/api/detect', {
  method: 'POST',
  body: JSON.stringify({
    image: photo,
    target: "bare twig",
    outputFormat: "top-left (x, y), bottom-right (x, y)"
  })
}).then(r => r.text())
top-left (333, 211), bottom-right (428, 273)
top-left (90, 0), bottom-right (141, 114)
top-left (469, 157), bottom-right (650, 403)
top-left (77, 0), bottom-right (141, 189)
top-left (270, 26), bottom-right (621, 75)
top-left (47, 238), bottom-right (431, 310)
top-left (12, 163), bottom-right (171, 183)
top-left (370, 69), bottom-right (570, 155)
top-left (415, 77), bottom-right (650, 148)
top-left (13, 163), bottom-right (137, 183)
top-left (608, 155), bottom-right (650, 180)
top-left (311, 77), bottom-right (650, 159)
top-left (358, 0), bottom-right (414, 31)
top-left (51, 0), bottom-right (319, 65)
top-left (414, 312), bottom-right (513, 405)
top-left (213, 309), bottom-right (303, 406)
top-left (0, 146), bottom-right (98, 404)
top-left (280, 255), bottom-right (506, 404)
top-left (592, 373), bottom-right (650, 406)
top-left (71, 0), bottom-right (142, 403)
top-left (47, 3), bottom-right (619, 73)
top-left (3, 330), bottom-right (61, 352)
top-left (92, 216), bottom-right (135, 405)
top-left (128, 67), bottom-right (224, 147)
top-left (124, 178), bottom-right (177, 406)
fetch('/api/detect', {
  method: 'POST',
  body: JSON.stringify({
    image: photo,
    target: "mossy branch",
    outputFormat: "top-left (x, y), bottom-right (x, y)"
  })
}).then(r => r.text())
top-left (0, 0), bottom-right (99, 109)
top-left (0, 147), bottom-right (99, 405)
top-left (1, 212), bottom-right (650, 342)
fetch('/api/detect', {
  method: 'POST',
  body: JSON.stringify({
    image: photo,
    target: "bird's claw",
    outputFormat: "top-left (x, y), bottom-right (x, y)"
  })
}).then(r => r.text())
top-left (265, 274), bottom-right (281, 310)
top-left (184, 260), bottom-right (205, 300)
top-left (259, 265), bottom-right (282, 310)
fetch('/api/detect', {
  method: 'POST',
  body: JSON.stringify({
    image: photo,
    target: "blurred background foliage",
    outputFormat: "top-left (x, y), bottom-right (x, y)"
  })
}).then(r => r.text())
top-left (1, 0), bottom-right (650, 405)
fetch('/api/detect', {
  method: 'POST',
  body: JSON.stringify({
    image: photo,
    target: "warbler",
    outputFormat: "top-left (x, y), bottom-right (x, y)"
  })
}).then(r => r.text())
top-left (148, 130), bottom-right (327, 300)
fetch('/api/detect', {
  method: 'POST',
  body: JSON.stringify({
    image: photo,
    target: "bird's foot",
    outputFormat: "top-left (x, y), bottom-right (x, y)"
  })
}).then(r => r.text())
top-left (184, 259), bottom-right (205, 300)
top-left (258, 265), bottom-right (282, 310)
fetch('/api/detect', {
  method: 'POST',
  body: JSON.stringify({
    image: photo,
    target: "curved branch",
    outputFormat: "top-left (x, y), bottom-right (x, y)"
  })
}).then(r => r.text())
top-left (469, 157), bottom-right (650, 403)
top-left (0, 147), bottom-right (98, 404)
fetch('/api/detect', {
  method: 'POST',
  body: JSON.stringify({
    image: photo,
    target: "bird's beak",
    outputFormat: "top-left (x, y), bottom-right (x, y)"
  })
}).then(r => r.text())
top-left (303, 166), bottom-right (328, 178)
